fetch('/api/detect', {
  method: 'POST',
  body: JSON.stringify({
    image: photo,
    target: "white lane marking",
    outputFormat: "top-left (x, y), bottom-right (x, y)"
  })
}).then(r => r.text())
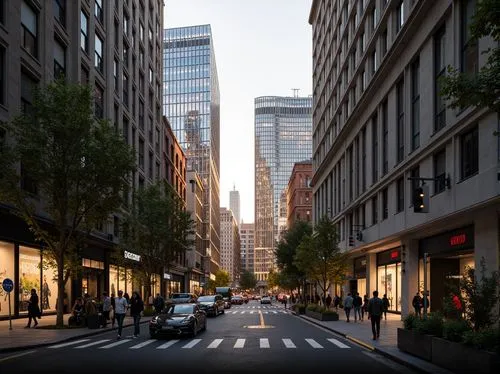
top-left (231, 311), bottom-right (237, 314)
top-left (263, 311), bottom-right (268, 314)
top-left (305, 338), bottom-right (324, 348)
top-left (240, 311), bottom-right (246, 314)
top-left (182, 339), bottom-right (202, 349)
top-left (282, 338), bottom-right (296, 348)
top-left (260, 338), bottom-right (270, 348)
top-left (156, 340), bottom-right (179, 349)
top-left (99, 339), bottom-right (132, 349)
top-left (129, 339), bottom-right (156, 349)
top-left (327, 338), bottom-right (350, 348)
top-left (0, 350), bottom-right (36, 362)
top-left (250, 311), bottom-right (255, 314)
top-left (48, 339), bottom-right (90, 349)
top-left (272, 311), bottom-right (278, 314)
top-left (234, 338), bottom-right (245, 348)
top-left (207, 339), bottom-right (224, 349)
top-left (74, 339), bottom-right (110, 349)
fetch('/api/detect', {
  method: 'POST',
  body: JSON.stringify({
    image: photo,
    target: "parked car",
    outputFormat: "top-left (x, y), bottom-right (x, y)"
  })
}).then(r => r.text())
top-left (231, 295), bottom-right (244, 305)
top-left (197, 295), bottom-right (225, 317)
top-left (149, 303), bottom-right (207, 338)
top-left (260, 296), bottom-right (271, 304)
top-left (167, 293), bottom-right (197, 304)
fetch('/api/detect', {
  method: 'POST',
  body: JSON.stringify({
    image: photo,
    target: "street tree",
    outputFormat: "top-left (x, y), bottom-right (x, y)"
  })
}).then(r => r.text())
top-left (239, 270), bottom-right (257, 290)
top-left (118, 182), bottom-right (194, 303)
top-left (206, 269), bottom-right (231, 291)
top-left (440, 0), bottom-right (500, 113)
top-left (0, 80), bottom-right (136, 327)
top-left (294, 215), bottom-right (349, 302)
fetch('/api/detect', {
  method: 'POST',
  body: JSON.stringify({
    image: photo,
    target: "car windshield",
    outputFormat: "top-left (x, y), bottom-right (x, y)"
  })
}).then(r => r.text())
top-left (172, 293), bottom-right (191, 299)
top-left (168, 304), bottom-right (194, 314)
top-left (197, 296), bottom-right (215, 302)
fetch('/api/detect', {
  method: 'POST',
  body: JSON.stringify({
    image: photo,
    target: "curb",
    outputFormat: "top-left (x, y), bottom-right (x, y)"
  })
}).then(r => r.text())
top-left (0, 319), bottom-right (152, 354)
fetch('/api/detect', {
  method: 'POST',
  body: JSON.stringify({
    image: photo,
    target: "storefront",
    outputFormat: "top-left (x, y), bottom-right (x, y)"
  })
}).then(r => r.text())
top-left (166, 273), bottom-right (185, 297)
top-left (418, 225), bottom-right (475, 312)
top-left (350, 256), bottom-right (367, 298)
top-left (377, 248), bottom-right (402, 313)
top-left (80, 245), bottom-right (107, 300)
top-left (109, 250), bottom-right (140, 297)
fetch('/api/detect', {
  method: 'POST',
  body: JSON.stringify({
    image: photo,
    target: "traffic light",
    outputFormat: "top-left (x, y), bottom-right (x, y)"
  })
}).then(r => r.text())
top-left (356, 230), bottom-right (363, 241)
top-left (413, 184), bottom-right (429, 213)
top-left (348, 235), bottom-right (355, 246)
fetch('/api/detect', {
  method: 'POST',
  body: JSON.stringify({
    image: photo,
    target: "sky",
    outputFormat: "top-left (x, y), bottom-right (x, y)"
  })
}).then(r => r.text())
top-left (164, 0), bottom-right (313, 224)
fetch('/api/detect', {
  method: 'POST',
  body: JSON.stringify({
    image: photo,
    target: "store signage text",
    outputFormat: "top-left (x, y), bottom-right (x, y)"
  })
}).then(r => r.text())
top-left (124, 251), bottom-right (141, 262)
top-left (450, 234), bottom-right (467, 247)
top-left (390, 250), bottom-right (400, 259)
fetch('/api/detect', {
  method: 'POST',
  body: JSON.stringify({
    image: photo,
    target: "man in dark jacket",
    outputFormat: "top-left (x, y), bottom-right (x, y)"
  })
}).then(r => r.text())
top-left (26, 289), bottom-right (40, 328)
top-left (130, 291), bottom-right (144, 338)
top-left (153, 293), bottom-right (165, 314)
top-left (368, 290), bottom-right (383, 340)
top-left (353, 292), bottom-right (363, 321)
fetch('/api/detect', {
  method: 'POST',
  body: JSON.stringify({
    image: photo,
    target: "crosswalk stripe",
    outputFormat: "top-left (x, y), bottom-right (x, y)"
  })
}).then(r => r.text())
top-left (305, 339), bottom-right (323, 348)
top-left (327, 338), bottom-right (350, 348)
top-left (74, 339), bottom-right (110, 349)
top-left (241, 311), bottom-right (246, 314)
top-left (130, 339), bottom-right (156, 349)
top-left (99, 339), bottom-right (132, 349)
top-left (250, 311), bottom-right (255, 314)
top-left (234, 339), bottom-right (245, 348)
top-left (260, 338), bottom-right (270, 348)
top-left (231, 311), bottom-right (237, 314)
top-left (48, 339), bottom-right (91, 349)
top-left (207, 339), bottom-right (223, 349)
top-left (272, 311), bottom-right (278, 314)
top-left (156, 340), bottom-right (179, 349)
top-left (282, 339), bottom-right (296, 348)
top-left (182, 339), bottom-right (202, 349)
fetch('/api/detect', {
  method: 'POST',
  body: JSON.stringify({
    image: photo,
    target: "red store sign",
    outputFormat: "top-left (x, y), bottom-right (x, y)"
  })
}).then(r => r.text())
top-left (450, 234), bottom-right (467, 246)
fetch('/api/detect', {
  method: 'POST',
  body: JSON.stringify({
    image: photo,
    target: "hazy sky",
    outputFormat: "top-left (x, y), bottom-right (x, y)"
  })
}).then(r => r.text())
top-left (164, 0), bottom-right (313, 223)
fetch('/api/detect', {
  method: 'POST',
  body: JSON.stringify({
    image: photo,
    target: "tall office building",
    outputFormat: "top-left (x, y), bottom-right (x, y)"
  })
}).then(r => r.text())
top-left (239, 223), bottom-right (255, 273)
top-left (220, 208), bottom-right (241, 285)
top-left (163, 25), bottom-right (221, 277)
top-left (309, 0), bottom-right (499, 315)
top-left (254, 96), bottom-right (312, 282)
top-left (229, 185), bottom-right (241, 225)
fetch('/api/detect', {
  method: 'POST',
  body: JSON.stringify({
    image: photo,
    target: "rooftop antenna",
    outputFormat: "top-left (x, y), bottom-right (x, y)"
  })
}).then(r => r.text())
top-left (292, 88), bottom-right (299, 97)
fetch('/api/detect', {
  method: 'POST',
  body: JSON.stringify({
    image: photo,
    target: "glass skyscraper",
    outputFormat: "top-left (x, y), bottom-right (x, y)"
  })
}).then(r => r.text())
top-left (254, 96), bottom-right (312, 282)
top-left (163, 25), bottom-right (221, 276)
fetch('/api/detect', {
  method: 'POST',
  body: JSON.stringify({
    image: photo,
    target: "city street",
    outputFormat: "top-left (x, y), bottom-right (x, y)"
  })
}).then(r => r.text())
top-left (0, 301), bottom-right (417, 374)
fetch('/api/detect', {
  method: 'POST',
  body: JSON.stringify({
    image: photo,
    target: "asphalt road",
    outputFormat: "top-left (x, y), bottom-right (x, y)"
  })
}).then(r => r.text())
top-left (0, 301), bottom-right (417, 374)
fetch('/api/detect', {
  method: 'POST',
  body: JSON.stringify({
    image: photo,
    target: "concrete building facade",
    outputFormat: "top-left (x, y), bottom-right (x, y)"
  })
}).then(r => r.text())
top-left (220, 207), bottom-right (241, 285)
top-left (287, 160), bottom-right (313, 228)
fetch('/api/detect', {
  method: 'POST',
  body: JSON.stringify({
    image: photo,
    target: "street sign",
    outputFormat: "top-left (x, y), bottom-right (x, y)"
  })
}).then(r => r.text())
top-left (2, 278), bottom-right (13, 293)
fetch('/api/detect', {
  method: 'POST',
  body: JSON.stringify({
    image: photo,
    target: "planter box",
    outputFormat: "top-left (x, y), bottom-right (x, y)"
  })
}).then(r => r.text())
top-left (397, 328), bottom-right (433, 361)
top-left (297, 307), bottom-right (306, 315)
top-left (432, 337), bottom-right (500, 374)
top-left (305, 309), bottom-right (339, 321)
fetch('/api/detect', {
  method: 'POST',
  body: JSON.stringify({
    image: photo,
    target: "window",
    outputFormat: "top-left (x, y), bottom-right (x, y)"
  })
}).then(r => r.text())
top-left (362, 127), bottom-right (366, 192)
top-left (149, 67), bottom-right (153, 84)
top-left (0, 0), bottom-right (4, 25)
top-left (139, 22), bottom-right (144, 42)
top-left (395, 0), bottom-right (404, 34)
top-left (381, 28), bottom-right (388, 56)
top-left (124, 13), bottom-right (129, 36)
top-left (54, 39), bottom-right (66, 78)
top-left (396, 79), bottom-right (405, 163)
top-left (434, 26), bottom-right (446, 132)
top-left (148, 116), bottom-right (153, 142)
top-left (396, 177), bottom-right (404, 213)
top-left (433, 149), bottom-right (446, 194)
top-left (139, 138), bottom-right (145, 169)
top-left (21, 1), bottom-right (38, 58)
top-left (155, 127), bottom-right (160, 153)
top-left (94, 84), bottom-right (104, 119)
top-left (148, 152), bottom-right (153, 179)
top-left (95, 0), bottom-right (103, 24)
top-left (372, 114), bottom-right (378, 184)
top-left (123, 117), bottom-right (129, 145)
top-left (0, 46), bottom-right (5, 106)
top-left (382, 188), bottom-right (388, 220)
top-left (53, 0), bottom-right (66, 26)
top-left (81, 65), bottom-right (89, 85)
top-left (80, 10), bottom-right (89, 52)
top-left (461, 0), bottom-right (478, 75)
top-left (409, 166), bottom-right (420, 206)
top-left (21, 71), bottom-right (37, 116)
top-left (113, 59), bottom-right (119, 92)
top-left (460, 126), bottom-right (479, 179)
top-left (122, 73), bottom-right (129, 108)
top-left (371, 49), bottom-right (377, 73)
top-left (95, 34), bottom-right (104, 74)
top-left (411, 58), bottom-right (420, 150)
top-left (382, 99), bottom-right (388, 175)
top-left (372, 196), bottom-right (378, 224)
top-left (372, 6), bottom-right (378, 29)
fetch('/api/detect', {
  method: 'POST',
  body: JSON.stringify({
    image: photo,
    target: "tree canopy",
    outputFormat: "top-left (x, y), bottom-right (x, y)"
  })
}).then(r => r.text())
top-left (206, 269), bottom-right (231, 291)
top-left (239, 270), bottom-right (257, 290)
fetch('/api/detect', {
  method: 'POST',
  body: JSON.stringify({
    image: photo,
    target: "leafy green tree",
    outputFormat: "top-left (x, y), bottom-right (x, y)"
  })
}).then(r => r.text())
top-left (206, 269), bottom-right (231, 292)
top-left (440, 0), bottom-right (500, 113)
top-left (294, 215), bottom-right (349, 301)
top-left (0, 80), bottom-right (136, 327)
top-left (239, 270), bottom-right (257, 290)
top-left (118, 181), bottom-right (194, 303)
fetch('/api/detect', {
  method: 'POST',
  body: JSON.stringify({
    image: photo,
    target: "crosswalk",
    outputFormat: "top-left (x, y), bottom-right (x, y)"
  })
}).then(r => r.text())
top-left (46, 337), bottom-right (351, 351)
top-left (225, 309), bottom-right (291, 315)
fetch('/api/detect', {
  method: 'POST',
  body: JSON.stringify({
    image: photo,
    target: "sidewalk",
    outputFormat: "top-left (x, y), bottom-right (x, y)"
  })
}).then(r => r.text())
top-left (0, 313), bottom-right (152, 353)
top-left (292, 308), bottom-right (455, 374)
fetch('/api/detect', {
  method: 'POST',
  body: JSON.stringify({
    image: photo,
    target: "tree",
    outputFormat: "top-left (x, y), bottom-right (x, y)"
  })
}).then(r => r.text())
top-left (440, 0), bottom-right (500, 113)
top-left (206, 269), bottom-right (231, 291)
top-left (294, 215), bottom-right (349, 302)
top-left (239, 270), bottom-right (257, 290)
top-left (118, 181), bottom-right (194, 303)
top-left (0, 80), bottom-right (136, 327)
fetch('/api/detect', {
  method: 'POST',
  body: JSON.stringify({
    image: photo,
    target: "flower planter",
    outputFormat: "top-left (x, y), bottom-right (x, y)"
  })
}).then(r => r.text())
top-left (397, 328), bottom-right (433, 361)
top-left (431, 337), bottom-right (500, 374)
top-left (305, 309), bottom-right (339, 321)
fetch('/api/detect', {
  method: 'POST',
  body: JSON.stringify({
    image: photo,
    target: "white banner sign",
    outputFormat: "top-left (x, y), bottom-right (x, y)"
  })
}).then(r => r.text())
top-left (124, 251), bottom-right (141, 262)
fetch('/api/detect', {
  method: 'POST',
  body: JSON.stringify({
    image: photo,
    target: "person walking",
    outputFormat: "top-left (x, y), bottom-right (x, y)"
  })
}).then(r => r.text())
top-left (114, 290), bottom-right (128, 339)
top-left (325, 294), bottom-right (332, 309)
top-left (343, 293), bottom-right (354, 322)
top-left (353, 292), bottom-right (363, 322)
top-left (25, 289), bottom-right (41, 328)
top-left (333, 294), bottom-right (340, 312)
top-left (130, 291), bottom-right (144, 338)
top-left (382, 294), bottom-right (390, 320)
top-left (361, 294), bottom-right (369, 321)
top-left (412, 292), bottom-right (422, 317)
top-left (110, 293), bottom-right (116, 327)
top-left (153, 293), bottom-right (165, 314)
top-left (101, 292), bottom-right (111, 328)
top-left (368, 290), bottom-right (384, 340)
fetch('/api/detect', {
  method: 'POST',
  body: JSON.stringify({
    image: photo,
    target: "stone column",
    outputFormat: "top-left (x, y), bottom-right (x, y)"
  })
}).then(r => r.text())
top-left (401, 239), bottom-right (419, 317)
top-left (474, 210), bottom-right (499, 275)
top-left (366, 252), bottom-right (377, 296)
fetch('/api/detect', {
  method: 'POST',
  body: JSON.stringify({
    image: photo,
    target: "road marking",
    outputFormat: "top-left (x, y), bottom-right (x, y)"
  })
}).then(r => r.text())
top-left (282, 338), bottom-right (296, 348)
top-left (259, 311), bottom-right (266, 327)
top-left (182, 339), bottom-right (202, 349)
top-left (156, 340), bottom-right (179, 349)
top-left (272, 311), bottom-right (278, 314)
top-left (0, 350), bottom-right (36, 362)
top-left (234, 338), bottom-right (245, 348)
top-left (305, 338), bottom-right (323, 348)
top-left (207, 339), bottom-right (224, 349)
top-left (130, 339), bottom-right (156, 349)
top-left (240, 311), bottom-right (246, 314)
top-left (263, 311), bottom-right (268, 314)
top-left (99, 339), bottom-right (132, 349)
top-left (74, 339), bottom-right (110, 349)
top-left (250, 311), bottom-right (255, 314)
top-left (48, 339), bottom-right (90, 349)
top-left (260, 338), bottom-right (270, 348)
top-left (327, 338), bottom-right (350, 349)
top-left (231, 311), bottom-right (237, 314)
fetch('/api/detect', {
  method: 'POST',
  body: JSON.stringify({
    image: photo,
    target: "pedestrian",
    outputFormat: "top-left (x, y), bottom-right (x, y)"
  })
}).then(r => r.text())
top-left (343, 293), bottom-right (353, 322)
top-left (101, 291), bottom-right (111, 328)
top-left (114, 290), bottom-right (128, 339)
top-left (130, 291), bottom-right (144, 338)
top-left (368, 290), bottom-right (383, 340)
top-left (25, 288), bottom-right (40, 328)
top-left (382, 294), bottom-right (390, 320)
top-left (412, 292), bottom-right (422, 317)
top-left (153, 293), bottom-right (165, 314)
top-left (333, 294), bottom-right (340, 312)
top-left (361, 294), bottom-right (369, 321)
top-left (353, 292), bottom-right (363, 322)
top-left (325, 294), bottom-right (332, 309)
top-left (110, 293), bottom-right (116, 327)
top-left (283, 295), bottom-right (288, 310)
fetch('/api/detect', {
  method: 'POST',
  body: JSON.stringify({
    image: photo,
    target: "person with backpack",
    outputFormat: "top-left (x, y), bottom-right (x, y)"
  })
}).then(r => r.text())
top-left (368, 290), bottom-right (383, 340)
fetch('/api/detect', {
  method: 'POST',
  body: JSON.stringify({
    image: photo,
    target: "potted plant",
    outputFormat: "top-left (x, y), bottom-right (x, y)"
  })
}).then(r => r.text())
top-left (292, 303), bottom-right (306, 314)
top-left (397, 312), bottom-right (442, 361)
top-left (305, 304), bottom-right (339, 321)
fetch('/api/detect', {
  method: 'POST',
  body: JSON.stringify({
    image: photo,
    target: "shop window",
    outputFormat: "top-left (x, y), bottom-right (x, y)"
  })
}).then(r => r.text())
top-left (19, 246), bottom-right (40, 314)
top-left (0, 242), bottom-right (15, 317)
top-left (41, 253), bottom-right (58, 312)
